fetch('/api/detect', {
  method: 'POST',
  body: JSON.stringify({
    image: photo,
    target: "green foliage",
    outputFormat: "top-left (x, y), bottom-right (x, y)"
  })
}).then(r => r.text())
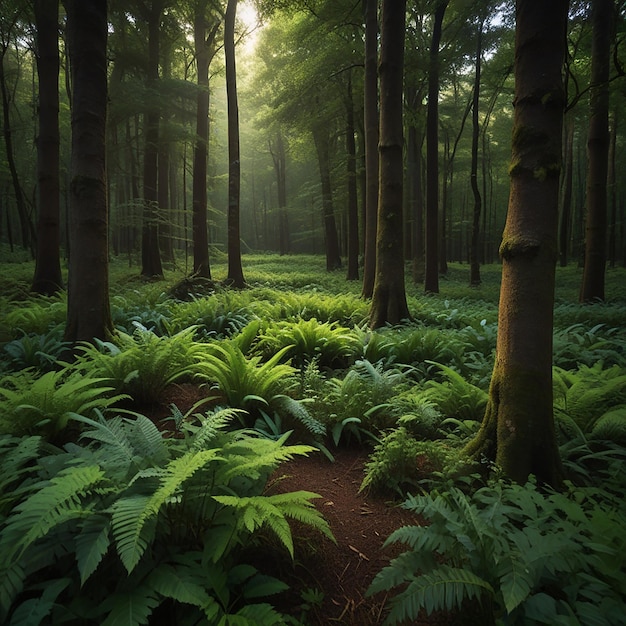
top-left (73, 324), bottom-right (204, 404)
top-left (553, 362), bottom-right (626, 433)
top-left (4, 293), bottom-right (67, 336)
top-left (194, 342), bottom-right (297, 412)
top-left (0, 368), bottom-right (126, 438)
top-left (310, 359), bottom-right (406, 437)
top-left (257, 318), bottom-right (361, 369)
top-left (553, 323), bottom-right (626, 369)
top-left (420, 362), bottom-right (489, 421)
top-left (369, 480), bottom-right (626, 625)
top-left (0, 410), bottom-right (332, 625)
top-left (1, 329), bottom-right (70, 373)
top-left (361, 428), bottom-right (468, 495)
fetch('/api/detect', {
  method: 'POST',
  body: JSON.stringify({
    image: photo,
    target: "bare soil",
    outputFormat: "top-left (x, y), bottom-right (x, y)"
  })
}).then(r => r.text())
top-left (150, 384), bottom-right (456, 625)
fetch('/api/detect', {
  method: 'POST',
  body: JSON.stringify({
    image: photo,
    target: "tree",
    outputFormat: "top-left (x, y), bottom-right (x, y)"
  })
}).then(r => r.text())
top-left (269, 131), bottom-right (289, 255)
top-left (140, 0), bottom-right (164, 279)
top-left (361, 0), bottom-right (378, 298)
top-left (224, 0), bottom-right (246, 287)
top-left (64, 0), bottom-right (113, 343)
top-left (0, 2), bottom-right (33, 251)
top-left (192, 1), bottom-right (219, 278)
top-left (31, 0), bottom-right (63, 295)
top-left (424, 1), bottom-right (448, 294)
top-left (580, 0), bottom-right (613, 302)
top-left (345, 71), bottom-right (359, 281)
top-left (469, 15), bottom-right (485, 287)
top-left (465, 0), bottom-right (568, 486)
top-left (369, 0), bottom-right (410, 329)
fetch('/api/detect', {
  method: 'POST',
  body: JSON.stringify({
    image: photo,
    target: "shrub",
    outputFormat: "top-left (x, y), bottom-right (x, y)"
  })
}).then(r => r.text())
top-left (369, 479), bottom-right (626, 625)
top-left (0, 410), bottom-right (333, 625)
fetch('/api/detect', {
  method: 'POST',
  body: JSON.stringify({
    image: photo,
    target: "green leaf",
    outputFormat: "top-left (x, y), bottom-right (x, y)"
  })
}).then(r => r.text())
top-left (75, 514), bottom-right (111, 585)
top-left (100, 585), bottom-right (159, 626)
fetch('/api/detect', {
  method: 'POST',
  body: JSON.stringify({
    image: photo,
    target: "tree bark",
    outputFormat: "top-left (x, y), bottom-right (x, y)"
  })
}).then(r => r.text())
top-left (580, 0), bottom-right (612, 302)
top-left (312, 123), bottom-right (342, 271)
top-left (361, 0), bottom-right (378, 297)
top-left (465, 0), bottom-right (567, 486)
top-left (140, 0), bottom-right (164, 279)
top-left (345, 72), bottom-right (359, 281)
top-left (369, 0), bottom-right (410, 329)
top-left (31, 0), bottom-right (63, 295)
top-left (469, 19), bottom-right (483, 286)
top-left (269, 132), bottom-right (289, 255)
top-left (64, 0), bottom-right (112, 343)
top-left (192, 3), bottom-right (218, 279)
top-left (424, 1), bottom-right (448, 294)
top-left (559, 116), bottom-right (574, 267)
top-left (225, 0), bottom-right (245, 287)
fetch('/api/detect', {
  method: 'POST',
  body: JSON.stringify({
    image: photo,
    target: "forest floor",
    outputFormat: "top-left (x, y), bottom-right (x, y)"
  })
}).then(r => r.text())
top-left (151, 384), bottom-right (457, 626)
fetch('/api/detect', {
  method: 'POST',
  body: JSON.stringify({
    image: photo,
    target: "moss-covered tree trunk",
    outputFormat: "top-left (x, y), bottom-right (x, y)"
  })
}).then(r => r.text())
top-left (64, 0), bottom-right (112, 343)
top-left (465, 0), bottom-right (567, 486)
top-left (369, 0), bottom-right (410, 329)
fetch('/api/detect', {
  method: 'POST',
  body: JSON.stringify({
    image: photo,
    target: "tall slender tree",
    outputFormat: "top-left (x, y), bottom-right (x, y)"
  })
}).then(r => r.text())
top-left (31, 0), bottom-right (63, 295)
top-left (369, 0), bottom-right (410, 328)
top-left (345, 71), bottom-right (359, 281)
top-left (361, 0), bottom-right (379, 298)
top-left (424, 1), bottom-right (448, 294)
top-left (580, 0), bottom-right (613, 302)
top-left (465, 0), bottom-right (567, 486)
top-left (192, 1), bottom-right (219, 278)
top-left (64, 0), bottom-right (112, 343)
top-left (469, 16), bottom-right (484, 287)
top-left (224, 0), bottom-right (245, 287)
top-left (140, 0), bottom-right (164, 278)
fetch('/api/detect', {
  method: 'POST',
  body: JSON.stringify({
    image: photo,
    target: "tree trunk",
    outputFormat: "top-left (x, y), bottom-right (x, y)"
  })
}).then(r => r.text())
top-left (607, 107), bottom-right (617, 268)
top-left (270, 132), bottom-right (289, 255)
top-left (64, 0), bottom-right (112, 343)
top-left (408, 125), bottom-right (425, 284)
top-left (0, 36), bottom-right (32, 251)
top-left (141, 0), bottom-right (163, 279)
top-left (369, 0), bottom-right (410, 329)
top-left (345, 72), bottom-right (359, 281)
top-left (580, 0), bottom-right (612, 302)
top-left (361, 0), bottom-right (378, 297)
top-left (225, 0), bottom-right (245, 288)
top-left (469, 20), bottom-right (483, 286)
top-left (312, 124), bottom-right (342, 271)
top-left (559, 116), bottom-right (574, 266)
top-left (31, 0), bottom-right (63, 295)
top-left (424, 1), bottom-right (448, 294)
top-left (192, 4), bottom-right (218, 279)
top-left (465, 0), bottom-right (567, 487)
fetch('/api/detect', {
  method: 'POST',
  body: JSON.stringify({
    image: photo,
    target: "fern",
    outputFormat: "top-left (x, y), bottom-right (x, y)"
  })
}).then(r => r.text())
top-left (194, 342), bottom-right (297, 410)
top-left (369, 480), bottom-right (626, 625)
top-left (212, 490), bottom-right (333, 558)
top-left (1, 464), bottom-right (109, 563)
top-left (0, 369), bottom-right (127, 437)
top-left (112, 448), bottom-right (224, 573)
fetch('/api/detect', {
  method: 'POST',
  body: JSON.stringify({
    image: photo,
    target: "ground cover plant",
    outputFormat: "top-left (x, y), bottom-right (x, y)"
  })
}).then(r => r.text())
top-left (0, 254), bottom-right (625, 624)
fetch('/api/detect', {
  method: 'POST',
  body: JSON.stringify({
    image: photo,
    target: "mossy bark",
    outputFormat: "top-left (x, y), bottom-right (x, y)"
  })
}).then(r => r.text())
top-left (465, 0), bottom-right (568, 487)
top-left (369, 0), bottom-right (410, 329)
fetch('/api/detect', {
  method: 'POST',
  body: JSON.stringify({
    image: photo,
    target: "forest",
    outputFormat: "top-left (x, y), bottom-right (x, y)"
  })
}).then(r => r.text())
top-left (0, 0), bottom-right (625, 624)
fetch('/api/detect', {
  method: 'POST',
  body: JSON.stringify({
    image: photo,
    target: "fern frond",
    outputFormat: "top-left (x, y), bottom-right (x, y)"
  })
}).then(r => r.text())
top-left (6, 577), bottom-right (70, 626)
top-left (75, 513), bottom-right (112, 585)
top-left (2, 464), bottom-right (108, 562)
top-left (112, 448), bottom-right (223, 573)
top-left (147, 562), bottom-right (217, 613)
top-left (99, 584), bottom-right (160, 626)
top-left (381, 565), bottom-right (493, 623)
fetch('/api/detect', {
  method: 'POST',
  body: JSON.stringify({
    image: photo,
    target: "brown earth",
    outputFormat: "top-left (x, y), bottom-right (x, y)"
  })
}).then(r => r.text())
top-left (151, 384), bottom-right (456, 626)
